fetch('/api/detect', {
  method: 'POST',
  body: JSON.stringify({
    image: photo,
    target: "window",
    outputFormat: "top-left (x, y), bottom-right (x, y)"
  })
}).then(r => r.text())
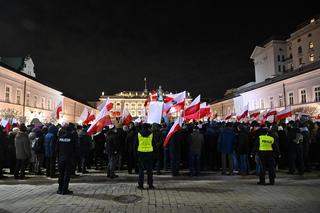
top-left (16, 89), bottom-right (22, 105)
top-left (282, 55), bottom-right (285, 61)
top-left (288, 92), bottom-right (294, 105)
top-left (41, 97), bottom-right (45, 109)
top-left (300, 89), bottom-right (306, 104)
top-left (308, 33), bottom-right (312, 37)
top-left (299, 58), bottom-right (303, 65)
top-left (309, 41), bottom-right (314, 49)
top-left (309, 53), bottom-right (314, 62)
top-left (277, 55), bottom-right (280, 61)
top-left (315, 87), bottom-right (320, 102)
top-left (131, 103), bottom-right (135, 109)
top-left (282, 65), bottom-right (285, 72)
top-left (5, 85), bottom-right (11, 102)
top-left (289, 54), bottom-right (292, 59)
top-left (278, 65), bottom-right (281, 72)
top-left (279, 94), bottom-right (283, 107)
top-left (26, 92), bottom-right (30, 106)
top-left (260, 99), bottom-right (264, 109)
top-left (47, 99), bottom-right (51, 110)
top-left (298, 46), bottom-right (302, 53)
top-left (269, 97), bottom-right (274, 108)
top-left (34, 95), bottom-right (38, 107)
top-left (298, 38), bottom-right (301, 42)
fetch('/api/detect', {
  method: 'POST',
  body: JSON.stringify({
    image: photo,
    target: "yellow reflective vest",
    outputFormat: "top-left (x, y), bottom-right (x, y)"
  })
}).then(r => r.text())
top-left (259, 135), bottom-right (274, 151)
top-left (138, 133), bottom-right (153, 152)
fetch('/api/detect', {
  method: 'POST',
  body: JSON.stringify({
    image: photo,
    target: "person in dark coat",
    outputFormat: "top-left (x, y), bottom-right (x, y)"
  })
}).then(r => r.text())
top-left (14, 124), bottom-right (31, 179)
top-left (78, 126), bottom-right (92, 174)
top-left (218, 122), bottom-right (236, 175)
top-left (57, 122), bottom-right (76, 195)
top-left (105, 125), bottom-right (120, 178)
top-left (32, 127), bottom-right (45, 175)
top-left (287, 121), bottom-right (304, 175)
top-left (0, 126), bottom-right (7, 178)
top-left (152, 123), bottom-right (164, 175)
top-left (169, 129), bottom-right (184, 176)
top-left (188, 126), bottom-right (204, 176)
top-left (300, 123), bottom-right (311, 172)
top-left (115, 124), bottom-right (126, 171)
top-left (277, 124), bottom-right (288, 169)
top-left (93, 131), bottom-right (106, 170)
top-left (125, 122), bottom-right (138, 174)
top-left (6, 129), bottom-right (18, 174)
top-left (44, 125), bottom-right (58, 177)
top-left (237, 124), bottom-right (250, 175)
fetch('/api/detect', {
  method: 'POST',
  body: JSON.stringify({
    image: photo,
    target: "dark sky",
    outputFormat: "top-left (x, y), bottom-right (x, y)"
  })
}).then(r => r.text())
top-left (0, 2), bottom-right (318, 101)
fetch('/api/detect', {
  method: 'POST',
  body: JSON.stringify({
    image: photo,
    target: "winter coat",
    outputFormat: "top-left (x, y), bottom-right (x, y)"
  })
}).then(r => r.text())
top-left (105, 130), bottom-right (120, 155)
top-left (125, 127), bottom-right (138, 155)
top-left (188, 130), bottom-right (204, 155)
top-left (44, 125), bottom-right (58, 158)
top-left (237, 130), bottom-right (250, 155)
top-left (218, 127), bottom-right (236, 154)
top-left (15, 132), bottom-right (31, 160)
top-left (79, 129), bottom-right (91, 157)
top-left (57, 127), bottom-right (76, 161)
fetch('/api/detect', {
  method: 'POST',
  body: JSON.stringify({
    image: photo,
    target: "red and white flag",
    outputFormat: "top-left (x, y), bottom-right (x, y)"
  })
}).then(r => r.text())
top-left (87, 101), bottom-right (112, 136)
top-left (225, 114), bottom-right (233, 120)
top-left (250, 111), bottom-right (261, 118)
top-left (163, 117), bottom-right (183, 147)
top-left (79, 108), bottom-right (89, 122)
top-left (237, 104), bottom-right (249, 121)
top-left (184, 95), bottom-right (201, 116)
top-left (97, 98), bottom-right (113, 111)
top-left (144, 90), bottom-right (157, 107)
top-left (166, 91), bottom-right (186, 114)
top-left (263, 109), bottom-right (277, 119)
top-left (276, 107), bottom-right (292, 121)
top-left (55, 101), bottom-right (63, 119)
top-left (199, 102), bottom-right (211, 119)
top-left (83, 110), bottom-right (96, 125)
top-left (121, 108), bottom-right (133, 125)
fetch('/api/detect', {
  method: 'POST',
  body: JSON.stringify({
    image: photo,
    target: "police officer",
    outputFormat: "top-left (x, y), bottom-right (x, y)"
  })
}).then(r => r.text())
top-left (251, 128), bottom-right (280, 185)
top-left (137, 123), bottom-right (155, 190)
top-left (57, 122), bottom-right (76, 195)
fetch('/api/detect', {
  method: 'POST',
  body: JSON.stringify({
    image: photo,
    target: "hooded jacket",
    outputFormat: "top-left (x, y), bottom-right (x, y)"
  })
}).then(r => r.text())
top-left (44, 125), bottom-right (58, 158)
top-left (15, 131), bottom-right (31, 160)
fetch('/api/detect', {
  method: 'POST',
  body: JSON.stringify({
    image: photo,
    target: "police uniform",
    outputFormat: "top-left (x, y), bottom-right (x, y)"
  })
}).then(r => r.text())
top-left (57, 126), bottom-right (75, 194)
top-left (252, 134), bottom-right (280, 185)
top-left (137, 132), bottom-right (154, 189)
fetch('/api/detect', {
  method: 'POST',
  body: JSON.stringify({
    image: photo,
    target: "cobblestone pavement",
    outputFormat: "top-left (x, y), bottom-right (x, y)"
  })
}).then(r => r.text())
top-left (0, 170), bottom-right (319, 213)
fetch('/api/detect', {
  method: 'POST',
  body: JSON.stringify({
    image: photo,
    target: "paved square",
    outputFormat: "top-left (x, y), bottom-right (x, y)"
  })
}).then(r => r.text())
top-left (0, 171), bottom-right (319, 213)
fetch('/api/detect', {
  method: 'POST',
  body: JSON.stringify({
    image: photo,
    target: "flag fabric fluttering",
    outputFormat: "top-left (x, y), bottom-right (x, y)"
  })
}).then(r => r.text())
top-left (225, 114), bottom-right (233, 120)
top-left (83, 110), bottom-right (96, 125)
top-left (250, 111), bottom-right (261, 118)
top-left (163, 117), bottom-right (183, 147)
top-left (87, 99), bottom-right (113, 136)
top-left (79, 108), bottom-right (89, 123)
top-left (121, 108), bottom-right (133, 125)
top-left (199, 102), bottom-right (211, 119)
top-left (166, 91), bottom-right (186, 114)
top-left (237, 104), bottom-right (249, 121)
top-left (184, 95), bottom-right (201, 116)
top-left (144, 90), bottom-right (157, 107)
top-left (97, 98), bottom-right (113, 111)
top-left (55, 101), bottom-right (63, 119)
top-left (263, 109), bottom-right (277, 119)
top-left (275, 107), bottom-right (292, 121)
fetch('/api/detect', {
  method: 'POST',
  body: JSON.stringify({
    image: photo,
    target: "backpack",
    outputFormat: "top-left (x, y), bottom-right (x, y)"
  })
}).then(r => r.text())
top-left (293, 133), bottom-right (303, 144)
top-left (31, 137), bottom-right (40, 152)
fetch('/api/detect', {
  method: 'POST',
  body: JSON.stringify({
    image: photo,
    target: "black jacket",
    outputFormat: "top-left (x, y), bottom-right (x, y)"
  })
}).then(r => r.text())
top-left (105, 130), bottom-right (120, 155)
top-left (57, 127), bottom-right (76, 161)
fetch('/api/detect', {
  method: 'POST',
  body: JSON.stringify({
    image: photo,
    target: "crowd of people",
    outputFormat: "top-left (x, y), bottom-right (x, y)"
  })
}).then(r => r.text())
top-left (0, 118), bottom-right (320, 192)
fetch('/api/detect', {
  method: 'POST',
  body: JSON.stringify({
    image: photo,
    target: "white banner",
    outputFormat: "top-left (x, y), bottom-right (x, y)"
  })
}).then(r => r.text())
top-left (147, 101), bottom-right (163, 124)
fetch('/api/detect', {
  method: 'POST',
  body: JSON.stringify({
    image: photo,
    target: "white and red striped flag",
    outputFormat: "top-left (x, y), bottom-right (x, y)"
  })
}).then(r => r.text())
top-left (87, 99), bottom-right (113, 135)
top-left (121, 108), bottom-right (133, 125)
top-left (83, 110), bottom-right (96, 125)
top-left (79, 107), bottom-right (89, 123)
top-left (163, 117), bottom-right (183, 147)
top-left (263, 108), bottom-right (277, 119)
top-left (55, 101), bottom-right (63, 119)
top-left (237, 104), bottom-right (249, 121)
top-left (250, 111), bottom-right (261, 118)
top-left (199, 102), bottom-right (211, 119)
top-left (276, 107), bottom-right (292, 121)
top-left (166, 91), bottom-right (186, 114)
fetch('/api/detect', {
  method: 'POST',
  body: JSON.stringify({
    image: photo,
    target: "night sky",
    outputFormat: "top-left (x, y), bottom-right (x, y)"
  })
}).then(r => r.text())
top-left (0, 2), bottom-right (318, 102)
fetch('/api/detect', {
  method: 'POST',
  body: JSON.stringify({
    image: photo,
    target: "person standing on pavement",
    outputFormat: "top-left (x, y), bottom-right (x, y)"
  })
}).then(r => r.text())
top-left (188, 125), bottom-right (204, 176)
top-left (44, 125), bottom-right (58, 178)
top-left (57, 122), bottom-right (76, 195)
top-left (251, 128), bottom-right (280, 185)
top-left (137, 123), bottom-right (155, 189)
top-left (105, 125), bottom-right (120, 178)
top-left (14, 124), bottom-right (31, 179)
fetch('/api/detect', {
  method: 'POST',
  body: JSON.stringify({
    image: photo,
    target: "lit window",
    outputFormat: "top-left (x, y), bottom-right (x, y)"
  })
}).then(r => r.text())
top-left (34, 95), bottom-right (38, 107)
top-left (315, 87), bottom-right (320, 102)
top-left (309, 53), bottom-right (314, 62)
top-left (16, 89), bottom-right (22, 105)
top-left (260, 99), bottom-right (264, 109)
top-left (288, 92), bottom-right (294, 105)
top-left (41, 97), bottom-right (45, 109)
top-left (26, 92), bottom-right (30, 106)
top-left (47, 99), bottom-right (51, 110)
top-left (269, 97), bottom-right (274, 108)
top-left (309, 41), bottom-right (314, 49)
top-left (300, 90), bottom-right (306, 104)
top-left (279, 94), bottom-right (283, 107)
top-left (5, 85), bottom-right (11, 102)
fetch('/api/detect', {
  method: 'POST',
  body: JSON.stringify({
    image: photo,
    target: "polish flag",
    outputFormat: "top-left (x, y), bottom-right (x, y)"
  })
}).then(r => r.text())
top-left (199, 102), bottom-right (211, 119)
top-left (184, 95), bottom-right (201, 116)
top-left (166, 91), bottom-right (186, 114)
top-left (97, 98), bottom-right (113, 111)
top-left (83, 110), bottom-right (96, 125)
top-left (263, 109), bottom-right (277, 119)
top-left (225, 114), bottom-right (233, 120)
top-left (55, 101), bottom-right (63, 119)
top-left (144, 90), bottom-right (157, 107)
top-left (237, 104), bottom-right (249, 121)
top-left (1, 119), bottom-right (11, 134)
top-left (163, 117), bottom-right (183, 147)
top-left (121, 109), bottom-right (133, 125)
top-left (87, 102), bottom-right (112, 136)
top-left (250, 111), bottom-right (261, 118)
top-left (276, 107), bottom-right (292, 121)
top-left (79, 108), bottom-right (89, 122)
